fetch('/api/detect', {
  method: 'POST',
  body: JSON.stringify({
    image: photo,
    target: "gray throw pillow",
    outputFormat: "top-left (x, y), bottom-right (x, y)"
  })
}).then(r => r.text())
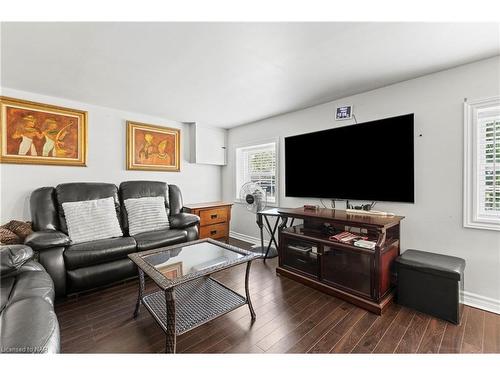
top-left (124, 196), bottom-right (170, 236)
top-left (62, 197), bottom-right (123, 244)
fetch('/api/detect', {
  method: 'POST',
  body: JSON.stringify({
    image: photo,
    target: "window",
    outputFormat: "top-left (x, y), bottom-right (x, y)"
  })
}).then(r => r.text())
top-left (464, 96), bottom-right (500, 230)
top-left (236, 142), bottom-right (278, 204)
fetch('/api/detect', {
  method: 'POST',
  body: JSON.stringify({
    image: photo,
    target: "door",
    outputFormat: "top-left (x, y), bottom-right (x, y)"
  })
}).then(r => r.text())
top-left (321, 245), bottom-right (373, 297)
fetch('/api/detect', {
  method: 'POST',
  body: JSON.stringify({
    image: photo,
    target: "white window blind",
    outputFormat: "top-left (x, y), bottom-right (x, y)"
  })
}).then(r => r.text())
top-left (236, 142), bottom-right (277, 204)
top-left (464, 96), bottom-right (500, 231)
top-left (478, 115), bottom-right (500, 216)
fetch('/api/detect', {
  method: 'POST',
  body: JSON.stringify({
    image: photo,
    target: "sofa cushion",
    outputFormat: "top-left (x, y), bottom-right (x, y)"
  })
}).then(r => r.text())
top-left (132, 229), bottom-right (187, 251)
top-left (119, 181), bottom-right (169, 235)
top-left (55, 182), bottom-right (121, 234)
top-left (125, 196), bottom-right (170, 236)
top-left (2, 220), bottom-right (33, 242)
top-left (0, 297), bottom-right (60, 353)
top-left (0, 227), bottom-right (20, 244)
top-left (67, 258), bottom-right (137, 293)
top-left (64, 236), bottom-right (137, 270)
top-left (63, 197), bottom-right (124, 244)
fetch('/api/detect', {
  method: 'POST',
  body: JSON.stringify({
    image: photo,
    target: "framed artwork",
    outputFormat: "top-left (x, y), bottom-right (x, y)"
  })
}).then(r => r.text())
top-left (0, 97), bottom-right (87, 166)
top-left (157, 262), bottom-right (183, 280)
top-left (126, 121), bottom-right (180, 172)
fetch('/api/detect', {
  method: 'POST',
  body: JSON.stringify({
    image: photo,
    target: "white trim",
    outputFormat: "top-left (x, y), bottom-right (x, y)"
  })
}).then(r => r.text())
top-left (229, 230), bottom-right (260, 245)
top-left (463, 291), bottom-right (500, 315)
top-left (463, 96), bottom-right (500, 231)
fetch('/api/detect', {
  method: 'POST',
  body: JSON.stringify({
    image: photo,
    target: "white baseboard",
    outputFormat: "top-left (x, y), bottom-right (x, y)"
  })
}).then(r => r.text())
top-left (463, 291), bottom-right (500, 315)
top-left (229, 231), bottom-right (260, 245)
top-left (229, 231), bottom-right (500, 315)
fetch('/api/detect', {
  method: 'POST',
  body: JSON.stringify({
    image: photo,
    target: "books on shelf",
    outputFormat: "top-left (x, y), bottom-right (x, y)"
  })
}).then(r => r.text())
top-left (329, 231), bottom-right (368, 244)
top-left (353, 239), bottom-right (377, 249)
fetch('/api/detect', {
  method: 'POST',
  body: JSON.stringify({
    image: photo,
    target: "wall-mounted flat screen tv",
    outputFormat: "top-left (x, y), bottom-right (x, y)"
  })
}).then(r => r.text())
top-left (284, 113), bottom-right (414, 203)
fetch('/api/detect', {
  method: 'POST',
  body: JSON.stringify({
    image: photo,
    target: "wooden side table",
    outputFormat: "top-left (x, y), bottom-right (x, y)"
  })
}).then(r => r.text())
top-left (184, 201), bottom-right (233, 243)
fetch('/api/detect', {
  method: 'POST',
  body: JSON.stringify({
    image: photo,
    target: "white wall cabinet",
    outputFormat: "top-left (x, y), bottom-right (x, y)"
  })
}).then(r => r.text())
top-left (189, 123), bottom-right (227, 165)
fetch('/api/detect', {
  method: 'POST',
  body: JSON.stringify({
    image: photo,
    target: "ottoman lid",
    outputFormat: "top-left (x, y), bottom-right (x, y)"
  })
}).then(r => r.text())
top-left (396, 249), bottom-right (465, 281)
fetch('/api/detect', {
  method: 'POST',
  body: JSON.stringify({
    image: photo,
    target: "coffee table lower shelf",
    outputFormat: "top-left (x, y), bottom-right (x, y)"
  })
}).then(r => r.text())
top-left (141, 277), bottom-right (247, 336)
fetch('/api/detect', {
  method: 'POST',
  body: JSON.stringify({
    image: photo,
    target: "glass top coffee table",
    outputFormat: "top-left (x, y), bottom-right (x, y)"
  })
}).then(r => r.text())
top-left (128, 238), bottom-right (260, 353)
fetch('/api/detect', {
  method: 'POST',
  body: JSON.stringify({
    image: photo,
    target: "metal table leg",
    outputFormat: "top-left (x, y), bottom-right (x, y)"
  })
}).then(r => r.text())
top-left (164, 288), bottom-right (177, 353)
top-left (263, 215), bottom-right (280, 261)
top-left (133, 269), bottom-right (145, 318)
top-left (245, 261), bottom-right (256, 321)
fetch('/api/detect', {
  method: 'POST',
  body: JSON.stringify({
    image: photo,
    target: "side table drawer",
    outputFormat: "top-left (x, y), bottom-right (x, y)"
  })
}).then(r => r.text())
top-left (200, 223), bottom-right (227, 240)
top-left (183, 201), bottom-right (232, 243)
top-left (199, 208), bottom-right (228, 226)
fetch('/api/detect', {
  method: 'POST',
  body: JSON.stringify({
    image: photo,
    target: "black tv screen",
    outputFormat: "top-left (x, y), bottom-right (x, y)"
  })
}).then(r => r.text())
top-left (284, 114), bottom-right (414, 203)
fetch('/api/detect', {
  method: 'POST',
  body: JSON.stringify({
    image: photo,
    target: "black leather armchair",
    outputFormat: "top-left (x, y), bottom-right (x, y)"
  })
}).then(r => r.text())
top-left (26, 181), bottom-right (200, 297)
top-left (0, 244), bottom-right (60, 353)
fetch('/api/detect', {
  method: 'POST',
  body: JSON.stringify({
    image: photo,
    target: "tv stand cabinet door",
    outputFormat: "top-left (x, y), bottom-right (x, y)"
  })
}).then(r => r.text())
top-left (281, 236), bottom-right (319, 278)
top-left (320, 245), bottom-right (373, 298)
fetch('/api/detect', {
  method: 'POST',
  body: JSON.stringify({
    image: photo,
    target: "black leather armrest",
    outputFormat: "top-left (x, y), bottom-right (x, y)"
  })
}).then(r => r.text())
top-left (0, 244), bottom-right (34, 278)
top-left (24, 230), bottom-right (70, 251)
top-left (169, 213), bottom-right (200, 229)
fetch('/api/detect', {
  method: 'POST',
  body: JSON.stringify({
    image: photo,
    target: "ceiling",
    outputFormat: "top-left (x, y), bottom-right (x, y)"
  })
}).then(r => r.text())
top-left (1, 22), bottom-right (499, 128)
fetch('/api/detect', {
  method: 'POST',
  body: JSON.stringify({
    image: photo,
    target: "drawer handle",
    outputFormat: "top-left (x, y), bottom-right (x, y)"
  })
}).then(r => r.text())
top-left (211, 214), bottom-right (218, 219)
top-left (210, 230), bottom-right (217, 235)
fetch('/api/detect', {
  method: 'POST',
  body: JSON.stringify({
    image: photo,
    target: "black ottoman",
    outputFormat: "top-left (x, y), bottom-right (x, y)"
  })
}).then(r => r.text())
top-left (395, 249), bottom-right (465, 325)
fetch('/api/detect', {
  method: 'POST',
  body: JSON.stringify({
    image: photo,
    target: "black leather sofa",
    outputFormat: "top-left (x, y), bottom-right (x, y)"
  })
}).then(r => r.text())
top-left (1, 244), bottom-right (60, 353)
top-left (24, 181), bottom-right (200, 297)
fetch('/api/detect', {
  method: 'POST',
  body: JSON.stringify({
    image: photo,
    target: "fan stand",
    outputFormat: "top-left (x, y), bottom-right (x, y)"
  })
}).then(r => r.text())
top-left (249, 212), bottom-right (279, 261)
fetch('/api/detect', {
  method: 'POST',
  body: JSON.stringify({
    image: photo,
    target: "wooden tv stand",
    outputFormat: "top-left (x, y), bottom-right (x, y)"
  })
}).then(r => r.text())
top-left (277, 207), bottom-right (404, 315)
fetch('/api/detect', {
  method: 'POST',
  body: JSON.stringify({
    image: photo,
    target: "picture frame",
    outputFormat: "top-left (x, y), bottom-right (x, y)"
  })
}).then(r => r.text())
top-left (157, 261), bottom-right (183, 280)
top-left (0, 96), bottom-right (88, 166)
top-left (126, 121), bottom-right (180, 172)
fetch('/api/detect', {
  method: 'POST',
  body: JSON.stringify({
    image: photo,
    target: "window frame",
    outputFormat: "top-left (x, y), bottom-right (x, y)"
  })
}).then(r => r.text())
top-left (463, 96), bottom-right (500, 231)
top-left (234, 139), bottom-right (279, 207)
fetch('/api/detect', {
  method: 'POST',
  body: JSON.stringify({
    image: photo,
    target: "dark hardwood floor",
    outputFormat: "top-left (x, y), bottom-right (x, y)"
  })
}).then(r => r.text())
top-left (55, 238), bottom-right (500, 354)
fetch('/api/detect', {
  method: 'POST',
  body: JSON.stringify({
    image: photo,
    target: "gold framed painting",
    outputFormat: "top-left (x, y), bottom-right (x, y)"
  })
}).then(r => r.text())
top-left (157, 262), bottom-right (183, 280)
top-left (0, 97), bottom-right (87, 166)
top-left (126, 121), bottom-right (180, 172)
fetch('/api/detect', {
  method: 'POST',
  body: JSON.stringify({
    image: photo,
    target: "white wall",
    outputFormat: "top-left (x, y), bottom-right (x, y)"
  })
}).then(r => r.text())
top-left (0, 87), bottom-right (222, 222)
top-left (222, 56), bottom-right (500, 311)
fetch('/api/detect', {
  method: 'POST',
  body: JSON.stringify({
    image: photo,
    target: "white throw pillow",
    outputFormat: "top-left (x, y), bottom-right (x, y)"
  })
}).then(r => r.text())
top-left (124, 196), bottom-right (170, 236)
top-left (62, 197), bottom-right (123, 244)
